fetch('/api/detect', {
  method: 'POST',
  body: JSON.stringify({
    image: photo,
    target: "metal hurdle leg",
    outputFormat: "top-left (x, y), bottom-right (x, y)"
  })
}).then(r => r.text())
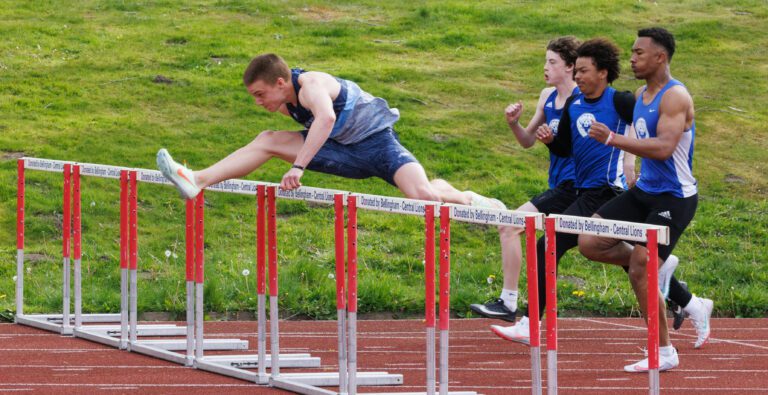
top-left (186, 198), bottom-right (195, 366)
top-left (647, 229), bottom-right (660, 395)
top-left (525, 216), bottom-right (543, 395)
top-left (425, 205), bottom-right (437, 395)
top-left (62, 164), bottom-right (72, 335)
top-left (73, 165), bottom-right (82, 330)
top-left (15, 159), bottom-right (25, 318)
top-left (335, 194), bottom-right (348, 394)
top-left (544, 217), bottom-right (557, 395)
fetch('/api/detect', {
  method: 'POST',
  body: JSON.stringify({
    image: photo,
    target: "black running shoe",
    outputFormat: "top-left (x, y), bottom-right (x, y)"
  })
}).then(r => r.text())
top-left (469, 299), bottom-right (517, 322)
top-left (667, 281), bottom-right (689, 330)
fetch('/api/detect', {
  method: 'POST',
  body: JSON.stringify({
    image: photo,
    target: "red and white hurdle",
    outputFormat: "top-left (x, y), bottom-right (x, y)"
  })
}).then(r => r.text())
top-left (15, 156), bottom-right (669, 394)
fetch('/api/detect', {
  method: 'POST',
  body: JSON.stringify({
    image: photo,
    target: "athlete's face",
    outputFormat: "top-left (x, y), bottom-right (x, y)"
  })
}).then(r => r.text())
top-left (630, 37), bottom-right (664, 79)
top-left (543, 50), bottom-right (573, 85)
top-left (246, 78), bottom-right (289, 112)
top-left (574, 57), bottom-right (607, 98)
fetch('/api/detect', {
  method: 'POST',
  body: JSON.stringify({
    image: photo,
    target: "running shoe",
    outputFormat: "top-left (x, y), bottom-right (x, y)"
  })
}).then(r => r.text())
top-left (470, 299), bottom-right (517, 322)
top-left (490, 316), bottom-right (530, 345)
top-left (467, 191), bottom-right (506, 210)
top-left (691, 297), bottom-right (713, 349)
top-left (624, 347), bottom-right (679, 372)
top-left (156, 148), bottom-right (201, 199)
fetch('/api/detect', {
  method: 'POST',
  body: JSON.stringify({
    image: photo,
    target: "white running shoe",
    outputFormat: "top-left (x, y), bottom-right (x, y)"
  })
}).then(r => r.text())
top-left (658, 255), bottom-right (679, 299)
top-left (467, 191), bottom-right (507, 210)
top-left (490, 315), bottom-right (530, 345)
top-left (691, 297), bottom-right (713, 349)
top-left (624, 347), bottom-right (679, 372)
top-left (156, 148), bottom-right (201, 199)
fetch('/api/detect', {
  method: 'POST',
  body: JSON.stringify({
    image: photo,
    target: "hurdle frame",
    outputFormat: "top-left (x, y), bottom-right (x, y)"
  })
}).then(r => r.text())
top-left (547, 213), bottom-right (670, 395)
top-left (15, 156), bottom-right (671, 395)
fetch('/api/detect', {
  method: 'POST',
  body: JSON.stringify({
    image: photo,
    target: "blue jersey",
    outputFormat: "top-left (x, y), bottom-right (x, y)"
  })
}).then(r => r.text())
top-left (285, 68), bottom-right (400, 145)
top-left (634, 79), bottom-right (697, 198)
top-left (548, 87), bottom-right (632, 190)
top-left (542, 87), bottom-right (578, 189)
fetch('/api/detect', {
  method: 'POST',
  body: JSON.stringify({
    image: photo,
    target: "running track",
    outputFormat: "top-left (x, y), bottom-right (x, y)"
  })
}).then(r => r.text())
top-left (2, 318), bottom-right (767, 394)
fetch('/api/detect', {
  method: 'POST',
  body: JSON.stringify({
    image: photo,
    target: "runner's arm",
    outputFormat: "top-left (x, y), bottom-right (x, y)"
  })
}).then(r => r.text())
top-left (606, 87), bottom-right (689, 160)
top-left (506, 88), bottom-right (550, 148)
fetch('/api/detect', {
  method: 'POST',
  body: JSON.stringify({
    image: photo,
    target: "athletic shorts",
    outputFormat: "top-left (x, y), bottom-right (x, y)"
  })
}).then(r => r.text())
top-left (530, 180), bottom-right (578, 215)
top-left (596, 187), bottom-right (698, 260)
top-left (301, 128), bottom-right (418, 186)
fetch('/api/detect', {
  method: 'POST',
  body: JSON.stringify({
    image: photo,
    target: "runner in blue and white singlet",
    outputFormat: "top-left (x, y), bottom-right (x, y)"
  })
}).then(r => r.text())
top-left (542, 87), bottom-right (578, 189)
top-left (581, 29), bottom-right (712, 366)
top-left (633, 79), bottom-right (697, 198)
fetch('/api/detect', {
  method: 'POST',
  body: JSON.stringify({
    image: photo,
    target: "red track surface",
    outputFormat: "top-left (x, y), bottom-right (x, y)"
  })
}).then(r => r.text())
top-left (3, 317), bottom-right (767, 394)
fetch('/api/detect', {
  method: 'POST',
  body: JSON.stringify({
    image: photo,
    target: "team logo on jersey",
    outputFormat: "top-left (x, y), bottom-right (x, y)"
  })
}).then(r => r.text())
top-left (545, 101), bottom-right (553, 108)
top-left (576, 113), bottom-right (595, 137)
top-left (549, 119), bottom-right (560, 136)
top-left (635, 117), bottom-right (649, 139)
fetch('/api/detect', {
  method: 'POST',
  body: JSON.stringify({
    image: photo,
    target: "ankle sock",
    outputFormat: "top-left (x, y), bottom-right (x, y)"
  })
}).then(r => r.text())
top-left (660, 345), bottom-right (675, 357)
top-left (501, 289), bottom-right (518, 312)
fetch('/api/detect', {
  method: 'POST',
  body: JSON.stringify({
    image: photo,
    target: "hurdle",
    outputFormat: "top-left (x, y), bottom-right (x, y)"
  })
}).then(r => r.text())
top-left (14, 158), bottom-right (250, 355)
top-left (540, 214), bottom-right (670, 395)
top-left (15, 161), bottom-right (118, 334)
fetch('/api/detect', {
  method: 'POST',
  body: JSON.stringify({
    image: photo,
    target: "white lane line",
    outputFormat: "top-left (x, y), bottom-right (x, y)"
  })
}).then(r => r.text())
top-left (577, 317), bottom-right (768, 351)
top-left (597, 378), bottom-right (631, 381)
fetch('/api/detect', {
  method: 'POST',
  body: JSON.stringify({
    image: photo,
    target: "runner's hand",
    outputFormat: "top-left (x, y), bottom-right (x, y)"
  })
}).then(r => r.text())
top-left (280, 167), bottom-right (303, 190)
top-left (535, 124), bottom-right (554, 144)
top-left (588, 121), bottom-right (612, 143)
top-left (505, 102), bottom-right (523, 126)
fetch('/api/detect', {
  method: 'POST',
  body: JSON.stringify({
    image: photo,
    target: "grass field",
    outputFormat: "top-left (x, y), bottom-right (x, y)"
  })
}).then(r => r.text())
top-left (1, 0), bottom-right (766, 320)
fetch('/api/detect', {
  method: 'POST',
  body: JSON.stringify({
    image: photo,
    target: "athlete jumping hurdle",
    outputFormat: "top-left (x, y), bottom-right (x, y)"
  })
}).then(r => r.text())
top-left (156, 53), bottom-right (502, 210)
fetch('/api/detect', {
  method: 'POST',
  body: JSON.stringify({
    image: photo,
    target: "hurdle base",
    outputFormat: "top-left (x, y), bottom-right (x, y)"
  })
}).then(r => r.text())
top-left (73, 328), bottom-right (122, 348)
top-left (78, 324), bottom-right (187, 337)
top-left (135, 338), bottom-right (249, 351)
top-left (130, 342), bottom-right (188, 365)
top-left (271, 371), bottom-right (403, 389)
top-left (16, 313), bottom-right (123, 335)
top-left (200, 353), bottom-right (321, 369)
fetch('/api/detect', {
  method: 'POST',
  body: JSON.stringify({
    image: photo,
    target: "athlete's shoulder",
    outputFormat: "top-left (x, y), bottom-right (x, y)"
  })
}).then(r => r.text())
top-left (660, 84), bottom-right (693, 113)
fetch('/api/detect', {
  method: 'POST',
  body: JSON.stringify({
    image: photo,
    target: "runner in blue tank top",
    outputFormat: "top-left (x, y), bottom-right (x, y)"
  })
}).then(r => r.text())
top-left (155, 53), bottom-right (502, 210)
top-left (580, 27), bottom-right (713, 372)
top-left (470, 37), bottom-right (582, 323)
top-left (491, 39), bottom-right (640, 356)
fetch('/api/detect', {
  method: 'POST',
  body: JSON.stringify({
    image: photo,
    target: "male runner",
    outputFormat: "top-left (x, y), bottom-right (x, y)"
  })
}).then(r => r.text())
top-left (470, 37), bottom-right (584, 322)
top-left (579, 27), bottom-right (713, 371)
top-left (157, 53), bottom-right (502, 210)
top-left (490, 39), bottom-right (638, 369)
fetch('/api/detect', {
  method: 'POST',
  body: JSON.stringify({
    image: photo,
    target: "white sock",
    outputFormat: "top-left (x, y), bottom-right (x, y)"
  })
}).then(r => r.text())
top-left (659, 345), bottom-right (675, 357)
top-left (500, 289), bottom-right (518, 312)
top-left (683, 295), bottom-right (704, 320)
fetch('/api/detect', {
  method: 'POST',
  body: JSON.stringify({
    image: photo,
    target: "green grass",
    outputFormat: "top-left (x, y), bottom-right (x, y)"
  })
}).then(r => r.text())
top-left (1, 0), bottom-right (766, 320)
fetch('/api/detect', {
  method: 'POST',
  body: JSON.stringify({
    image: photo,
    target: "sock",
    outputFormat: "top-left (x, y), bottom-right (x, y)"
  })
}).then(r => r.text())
top-left (683, 295), bottom-right (704, 321)
top-left (500, 289), bottom-right (518, 312)
top-left (659, 345), bottom-right (675, 357)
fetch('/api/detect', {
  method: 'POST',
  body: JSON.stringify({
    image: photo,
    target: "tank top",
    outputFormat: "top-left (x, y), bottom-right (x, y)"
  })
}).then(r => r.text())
top-left (566, 87), bottom-right (629, 189)
top-left (634, 79), bottom-right (697, 198)
top-left (285, 68), bottom-right (400, 144)
top-left (542, 87), bottom-right (578, 188)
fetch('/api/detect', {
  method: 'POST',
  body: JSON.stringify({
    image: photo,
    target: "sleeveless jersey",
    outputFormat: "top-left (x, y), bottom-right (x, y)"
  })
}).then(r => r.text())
top-left (634, 79), bottom-right (697, 198)
top-left (543, 87), bottom-right (578, 188)
top-left (285, 68), bottom-right (400, 145)
top-left (566, 87), bottom-right (629, 189)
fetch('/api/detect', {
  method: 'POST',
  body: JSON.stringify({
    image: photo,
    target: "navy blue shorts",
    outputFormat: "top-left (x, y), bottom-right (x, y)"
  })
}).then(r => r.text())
top-left (530, 180), bottom-right (578, 215)
top-left (301, 128), bottom-right (418, 186)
